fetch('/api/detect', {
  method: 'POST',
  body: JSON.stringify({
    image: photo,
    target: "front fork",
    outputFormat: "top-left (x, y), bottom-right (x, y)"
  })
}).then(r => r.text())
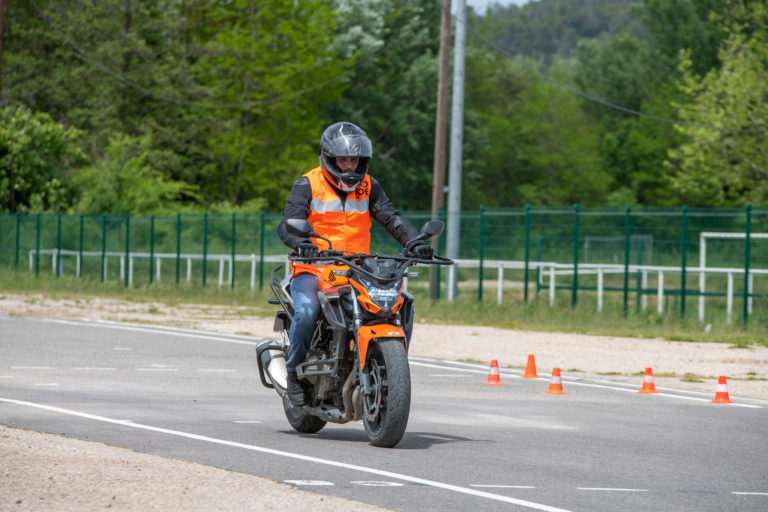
top-left (351, 294), bottom-right (374, 400)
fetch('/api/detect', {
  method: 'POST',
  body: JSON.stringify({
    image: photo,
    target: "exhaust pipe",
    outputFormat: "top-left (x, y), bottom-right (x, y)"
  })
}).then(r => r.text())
top-left (256, 340), bottom-right (288, 392)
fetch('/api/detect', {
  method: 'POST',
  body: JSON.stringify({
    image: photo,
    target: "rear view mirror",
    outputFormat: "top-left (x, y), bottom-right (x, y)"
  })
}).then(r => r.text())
top-left (419, 220), bottom-right (444, 240)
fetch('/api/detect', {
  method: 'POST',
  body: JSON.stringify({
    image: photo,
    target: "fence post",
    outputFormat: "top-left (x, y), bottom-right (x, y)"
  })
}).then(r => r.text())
top-left (259, 212), bottom-right (265, 290)
top-left (535, 235), bottom-right (542, 296)
top-left (622, 207), bottom-right (631, 316)
top-left (101, 215), bottom-right (107, 281)
top-left (231, 212), bottom-right (236, 290)
top-left (78, 214), bottom-right (84, 278)
top-left (571, 204), bottom-right (580, 308)
top-left (176, 213), bottom-right (181, 285)
top-left (35, 213), bottom-right (41, 277)
top-left (478, 205), bottom-right (485, 302)
top-left (202, 212), bottom-right (209, 287)
top-left (14, 212), bottom-right (21, 269)
top-left (124, 214), bottom-right (131, 288)
top-left (149, 215), bottom-right (155, 284)
top-left (743, 203), bottom-right (752, 325)
top-left (680, 206), bottom-right (688, 318)
top-left (524, 205), bottom-right (531, 303)
top-left (56, 213), bottom-right (62, 278)
top-left (636, 237), bottom-right (643, 314)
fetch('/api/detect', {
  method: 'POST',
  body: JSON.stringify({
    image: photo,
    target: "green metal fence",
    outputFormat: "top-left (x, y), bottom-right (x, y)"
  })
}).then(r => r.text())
top-left (1, 206), bottom-right (765, 323)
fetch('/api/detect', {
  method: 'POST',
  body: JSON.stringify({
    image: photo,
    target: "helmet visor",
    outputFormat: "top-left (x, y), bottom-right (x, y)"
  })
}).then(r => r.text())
top-left (324, 133), bottom-right (372, 159)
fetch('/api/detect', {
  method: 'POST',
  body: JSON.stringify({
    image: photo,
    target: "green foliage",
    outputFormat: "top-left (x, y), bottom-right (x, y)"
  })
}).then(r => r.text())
top-left (473, 0), bottom-right (646, 61)
top-left (72, 134), bottom-right (199, 215)
top-left (0, 105), bottom-right (86, 212)
top-left (2, 0), bottom-right (761, 216)
top-left (464, 52), bottom-right (606, 207)
top-left (665, 1), bottom-right (768, 206)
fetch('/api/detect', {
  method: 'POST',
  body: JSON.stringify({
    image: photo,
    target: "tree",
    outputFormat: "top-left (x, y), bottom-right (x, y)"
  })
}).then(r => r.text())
top-left (72, 133), bottom-right (197, 215)
top-left (463, 52), bottom-right (607, 207)
top-left (192, 0), bottom-right (348, 209)
top-left (665, 1), bottom-right (768, 207)
top-left (0, 105), bottom-right (85, 212)
top-left (325, 0), bottom-right (441, 210)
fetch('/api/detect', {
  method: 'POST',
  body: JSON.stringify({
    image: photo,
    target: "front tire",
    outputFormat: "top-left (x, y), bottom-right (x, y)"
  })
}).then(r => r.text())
top-left (283, 396), bottom-right (326, 434)
top-left (361, 339), bottom-right (411, 448)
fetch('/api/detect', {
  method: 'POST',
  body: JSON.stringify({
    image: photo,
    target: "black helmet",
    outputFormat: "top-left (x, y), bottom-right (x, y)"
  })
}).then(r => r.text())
top-left (319, 122), bottom-right (373, 191)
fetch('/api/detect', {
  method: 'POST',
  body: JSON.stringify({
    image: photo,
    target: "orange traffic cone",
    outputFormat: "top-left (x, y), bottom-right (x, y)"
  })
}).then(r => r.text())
top-left (543, 368), bottom-right (568, 395)
top-left (521, 354), bottom-right (539, 379)
top-left (711, 375), bottom-right (734, 404)
top-left (483, 360), bottom-right (506, 386)
top-left (637, 367), bottom-right (660, 393)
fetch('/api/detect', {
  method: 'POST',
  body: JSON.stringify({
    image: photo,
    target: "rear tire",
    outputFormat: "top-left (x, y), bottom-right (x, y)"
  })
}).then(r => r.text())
top-left (361, 339), bottom-right (411, 448)
top-left (283, 396), bottom-right (326, 434)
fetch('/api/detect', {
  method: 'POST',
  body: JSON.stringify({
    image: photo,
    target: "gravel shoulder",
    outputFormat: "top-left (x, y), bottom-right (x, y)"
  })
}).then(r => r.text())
top-left (2, 293), bottom-right (767, 510)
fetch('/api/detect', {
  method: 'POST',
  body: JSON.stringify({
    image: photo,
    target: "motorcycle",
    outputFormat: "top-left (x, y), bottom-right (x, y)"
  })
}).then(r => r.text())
top-left (256, 218), bottom-right (452, 447)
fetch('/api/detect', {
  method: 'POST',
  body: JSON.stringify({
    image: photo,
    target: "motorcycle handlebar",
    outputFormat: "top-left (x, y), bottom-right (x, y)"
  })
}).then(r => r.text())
top-left (288, 252), bottom-right (454, 266)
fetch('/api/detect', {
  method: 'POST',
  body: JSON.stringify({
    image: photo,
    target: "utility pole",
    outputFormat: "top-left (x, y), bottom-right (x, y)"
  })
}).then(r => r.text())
top-left (445, 0), bottom-right (466, 301)
top-left (429, 0), bottom-right (451, 300)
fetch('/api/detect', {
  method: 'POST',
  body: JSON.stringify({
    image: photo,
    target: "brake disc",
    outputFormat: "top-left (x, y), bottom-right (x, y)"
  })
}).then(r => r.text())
top-left (364, 360), bottom-right (383, 422)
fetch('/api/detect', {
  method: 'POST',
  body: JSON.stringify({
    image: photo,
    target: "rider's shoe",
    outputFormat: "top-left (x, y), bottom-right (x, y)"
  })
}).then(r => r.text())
top-left (286, 370), bottom-right (306, 406)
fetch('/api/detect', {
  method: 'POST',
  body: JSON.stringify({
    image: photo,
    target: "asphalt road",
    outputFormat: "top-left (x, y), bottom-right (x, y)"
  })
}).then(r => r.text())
top-left (1, 316), bottom-right (767, 512)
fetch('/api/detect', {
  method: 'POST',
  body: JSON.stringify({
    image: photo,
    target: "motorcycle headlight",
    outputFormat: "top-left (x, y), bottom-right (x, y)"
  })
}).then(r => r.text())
top-left (360, 278), bottom-right (401, 312)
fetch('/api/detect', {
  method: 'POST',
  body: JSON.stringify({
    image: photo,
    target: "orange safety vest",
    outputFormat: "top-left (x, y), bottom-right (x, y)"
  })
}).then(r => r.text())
top-left (291, 167), bottom-right (372, 277)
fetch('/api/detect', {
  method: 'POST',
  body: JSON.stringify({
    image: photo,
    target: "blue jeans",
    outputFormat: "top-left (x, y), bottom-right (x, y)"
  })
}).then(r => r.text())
top-left (285, 273), bottom-right (414, 372)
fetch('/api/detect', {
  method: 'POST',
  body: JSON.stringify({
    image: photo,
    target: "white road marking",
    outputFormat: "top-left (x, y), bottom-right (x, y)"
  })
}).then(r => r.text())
top-left (136, 368), bottom-right (178, 372)
top-left (11, 366), bottom-right (54, 370)
top-left (34, 383), bottom-right (59, 387)
top-left (577, 488), bottom-right (648, 492)
top-left (0, 376), bottom-right (13, 379)
top-left (232, 420), bottom-right (263, 424)
top-left (39, 318), bottom-right (262, 346)
top-left (284, 480), bottom-right (334, 486)
top-left (472, 485), bottom-right (536, 489)
top-left (0, 397), bottom-right (574, 512)
top-left (352, 481), bottom-right (404, 487)
top-left (732, 492), bottom-right (768, 495)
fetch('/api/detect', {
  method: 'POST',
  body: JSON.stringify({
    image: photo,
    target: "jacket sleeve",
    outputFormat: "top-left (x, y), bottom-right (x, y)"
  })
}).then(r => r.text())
top-left (369, 177), bottom-right (421, 248)
top-left (277, 176), bottom-right (312, 250)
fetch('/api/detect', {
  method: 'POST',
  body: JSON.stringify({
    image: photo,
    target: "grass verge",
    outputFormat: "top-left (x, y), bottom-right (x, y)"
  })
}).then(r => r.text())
top-left (2, 269), bottom-right (766, 347)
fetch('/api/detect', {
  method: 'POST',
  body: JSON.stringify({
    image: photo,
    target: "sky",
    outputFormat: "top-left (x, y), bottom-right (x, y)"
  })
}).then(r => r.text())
top-left (466, 0), bottom-right (531, 14)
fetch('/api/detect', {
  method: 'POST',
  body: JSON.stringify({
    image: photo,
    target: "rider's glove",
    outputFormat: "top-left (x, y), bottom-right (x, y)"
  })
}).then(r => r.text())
top-left (411, 243), bottom-right (434, 259)
top-left (295, 242), bottom-right (319, 259)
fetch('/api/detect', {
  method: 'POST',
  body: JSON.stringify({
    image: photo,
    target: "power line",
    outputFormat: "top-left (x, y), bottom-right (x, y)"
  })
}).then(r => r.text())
top-left (28, 0), bottom-right (349, 110)
top-left (459, 13), bottom-right (767, 134)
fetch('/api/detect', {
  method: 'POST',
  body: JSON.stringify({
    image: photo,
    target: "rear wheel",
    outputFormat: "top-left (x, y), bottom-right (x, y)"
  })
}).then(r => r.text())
top-left (361, 339), bottom-right (411, 448)
top-left (283, 396), bottom-right (326, 434)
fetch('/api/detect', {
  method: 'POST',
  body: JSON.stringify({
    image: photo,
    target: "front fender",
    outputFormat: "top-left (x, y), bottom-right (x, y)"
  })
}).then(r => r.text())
top-left (356, 324), bottom-right (406, 370)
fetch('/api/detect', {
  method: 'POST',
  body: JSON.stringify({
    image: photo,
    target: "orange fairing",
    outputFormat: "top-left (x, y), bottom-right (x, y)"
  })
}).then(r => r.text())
top-left (350, 280), bottom-right (405, 315)
top-left (317, 264), bottom-right (350, 292)
top-left (356, 324), bottom-right (406, 369)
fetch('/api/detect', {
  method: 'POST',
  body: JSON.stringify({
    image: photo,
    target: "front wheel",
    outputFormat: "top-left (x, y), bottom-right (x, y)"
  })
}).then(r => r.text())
top-left (361, 339), bottom-right (411, 448)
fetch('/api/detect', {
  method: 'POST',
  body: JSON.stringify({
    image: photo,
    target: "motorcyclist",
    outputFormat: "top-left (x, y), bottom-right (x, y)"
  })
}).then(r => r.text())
top-left (277, 121), bottom-right (433, 406)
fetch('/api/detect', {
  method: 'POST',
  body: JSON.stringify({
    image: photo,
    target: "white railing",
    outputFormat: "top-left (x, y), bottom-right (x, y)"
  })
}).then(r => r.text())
top-left (30, 249), bottom-right (289, 289)
top-left (28, 250), bottom-right (765, 322)
top-left (451, 259), bottom-right (766, 323)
